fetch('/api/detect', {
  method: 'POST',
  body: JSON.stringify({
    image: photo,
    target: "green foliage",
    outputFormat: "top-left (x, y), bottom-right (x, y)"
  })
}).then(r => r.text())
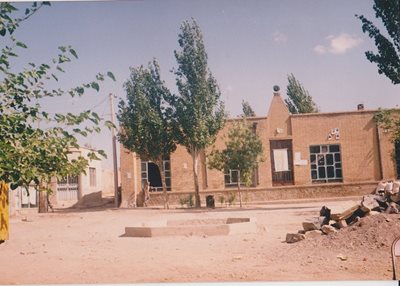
top-left (117, 59), bottom-right (176, 208)
top-left (218, 195), bottom-right (225, 206)
top-left (241, 100), bottom-right (256, 117)
top-left (285, 74), bottom-right (319, 114)
top-left (227, 192), bottom-right (236, 206)
top-left (374, 108), bottom-right (400, 143)
top-left (172, 19), bottom-right (225, 208)
top-left (118, 59), bottom-right (176, 161)
top-left (356, 0), bottom-right (400, 84)
top-left (0, 2), bottom-right (113, 210)
top-left (208, 119), bottom-right (264, 187)
top-left (178, 194), bottom-right (194, 208)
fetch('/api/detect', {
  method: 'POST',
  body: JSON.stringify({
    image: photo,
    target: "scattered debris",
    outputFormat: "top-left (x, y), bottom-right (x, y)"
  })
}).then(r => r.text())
top-left (286, 180), bottom-right (400, 243)
top-left (337, 254), bottom-right (348, 261)
top-left (321, 225), bottom-right (337, 235)
top-left (286, 233), bottom-right (305, 243)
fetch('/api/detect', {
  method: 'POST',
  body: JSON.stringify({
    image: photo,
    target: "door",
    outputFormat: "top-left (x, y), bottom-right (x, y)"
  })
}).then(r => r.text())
top-left (270, 140), bottom-right (294, 186)
top-left (57, 175), bottom-right (79, 201)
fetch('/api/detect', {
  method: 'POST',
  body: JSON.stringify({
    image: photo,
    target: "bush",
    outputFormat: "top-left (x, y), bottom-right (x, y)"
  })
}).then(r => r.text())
top-left (218, 195), bottom-right (225, 206)
top-left (179, 194), bottom-right (194, 208)
top-left (227, 192), bottom-right (236, 206)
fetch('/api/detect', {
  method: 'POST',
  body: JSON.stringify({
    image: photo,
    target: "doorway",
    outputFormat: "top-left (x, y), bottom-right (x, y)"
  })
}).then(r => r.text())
top-left (140, 159), bottom-right (171, 192)
top-left (270, 140), bottom-right (294, 186)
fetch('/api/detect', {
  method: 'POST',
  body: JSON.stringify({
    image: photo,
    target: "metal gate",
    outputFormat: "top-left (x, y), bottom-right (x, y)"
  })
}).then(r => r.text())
top-left (270, 140), bottom-right (294, 186)
top-left (57, 175), bottom-right (79, 201)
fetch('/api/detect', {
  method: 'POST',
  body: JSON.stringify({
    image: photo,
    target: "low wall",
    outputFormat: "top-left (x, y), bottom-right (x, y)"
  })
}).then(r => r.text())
top-left (141, 181), bottom-right (378, 207)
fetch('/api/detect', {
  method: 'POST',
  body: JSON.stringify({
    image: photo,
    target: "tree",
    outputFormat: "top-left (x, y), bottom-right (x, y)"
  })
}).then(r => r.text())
top-left (208, 119), bottom-right (264, 207)
top-left (172, 19), bottom-right (225, 208)
top-left (0, 2), bottom-right (115, 216)
top-left (356, 0), bottom-right (400, 84)
top-left (241, 100), bottom-right (256, 117)
top-left (285, 74), bottom-right (319, 114)
top-left (117, 60), bottom-right (176, 209)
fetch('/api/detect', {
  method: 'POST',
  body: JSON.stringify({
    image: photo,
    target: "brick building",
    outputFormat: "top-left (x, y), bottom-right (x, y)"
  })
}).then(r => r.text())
top-left (120, 89), bottom-right (399, 207)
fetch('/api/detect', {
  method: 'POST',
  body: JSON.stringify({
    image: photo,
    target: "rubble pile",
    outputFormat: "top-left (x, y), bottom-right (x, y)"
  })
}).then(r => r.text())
top-left (286, 180), bottom-right (400, 243)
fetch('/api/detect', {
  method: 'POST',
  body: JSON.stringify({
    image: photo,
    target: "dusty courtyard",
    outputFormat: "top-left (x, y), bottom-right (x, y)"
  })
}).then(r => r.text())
top-left (1, 197), bottom-right (398, 284)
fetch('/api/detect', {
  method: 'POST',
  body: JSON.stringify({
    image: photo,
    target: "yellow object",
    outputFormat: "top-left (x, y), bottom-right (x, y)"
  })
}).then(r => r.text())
top-left (0, 181), bottom-right (9, 241)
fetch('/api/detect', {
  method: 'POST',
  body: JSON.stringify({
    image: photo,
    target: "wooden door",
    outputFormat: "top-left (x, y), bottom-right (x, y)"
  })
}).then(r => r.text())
top-left (270, 140), bottom-right (294, 186)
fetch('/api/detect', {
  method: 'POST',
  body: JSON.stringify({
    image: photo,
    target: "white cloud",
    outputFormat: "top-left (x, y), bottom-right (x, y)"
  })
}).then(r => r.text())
top-left (273, 31), bottom-right (288, 43)
top-left (314, 33), bottom-right (363, 55)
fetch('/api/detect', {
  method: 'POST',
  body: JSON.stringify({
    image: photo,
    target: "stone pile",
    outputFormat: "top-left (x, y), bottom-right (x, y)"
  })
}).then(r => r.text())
top-left (286, 180), bottom-right (400, 243)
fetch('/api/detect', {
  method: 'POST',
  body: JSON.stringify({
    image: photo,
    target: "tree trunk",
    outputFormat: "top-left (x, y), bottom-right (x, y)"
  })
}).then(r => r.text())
top-left (38, 183), bottom-right (48, 213)
top-left (156, 159), bottom-right (169, 209)
top-left (237, 172), bottom-right (242, 208)
top-left (191, 148), bottom-right (201, 208)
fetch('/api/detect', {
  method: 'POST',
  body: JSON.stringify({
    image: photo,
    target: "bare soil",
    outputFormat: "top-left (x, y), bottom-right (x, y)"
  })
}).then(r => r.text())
top-left (1, 199), bottom-right (398, 284)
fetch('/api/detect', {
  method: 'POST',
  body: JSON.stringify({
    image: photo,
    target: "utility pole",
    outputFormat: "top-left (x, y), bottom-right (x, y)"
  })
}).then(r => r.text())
top-left (109, 93), bottom-right (119, 208)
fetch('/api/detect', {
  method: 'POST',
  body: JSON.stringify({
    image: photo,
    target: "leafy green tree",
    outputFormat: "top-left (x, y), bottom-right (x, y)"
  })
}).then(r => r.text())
top-left (285, 73), bottom-right (319, 114)
top-left (374, 109), bottom-right (400, 142)
top-left (0, 2), bottom-right (115, 214)
top-left (208, 119), bottom-right (264, 207)
top-left (356, 0), bottom-right (400, 84)
top-left (172, 19), bottom-right (225, 208)
top-left (241, 100), bottom-right (256, 117)
top-left (117, 60), bottom-right (176, 209)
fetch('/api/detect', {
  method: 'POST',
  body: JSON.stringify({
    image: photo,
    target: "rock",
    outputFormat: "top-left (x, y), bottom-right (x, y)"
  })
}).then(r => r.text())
top-left (331, 204), bottom-right (360, 221)
top-left (286, 233), bottom-right (305, 243)
top-left (366, 211), bottom-right (380, 216)
top-left (302, 216), bottom-right (327, 231)
top-left (333, 220), bottom-right (347, 229)
top-left (320, 206), bottom-right (331, 220)
top-left (360, 195), bottom-right (380, 212)
top-left (321, 225), bottom-right (337, 234)
top-left (298, 230), bottom-right (306, 234)
top-left (305, 230), bottom-right (322, 238)
top-left (391, 193), bottom-right (400, 203)
top-left (375, 181), bottom-right (387, 194)
top-left (393, 181), bottom-right (400, 193)
top-left (385, 202), bottom-right (399, 214)
top-left (385, 181), bottom-right (394, 193)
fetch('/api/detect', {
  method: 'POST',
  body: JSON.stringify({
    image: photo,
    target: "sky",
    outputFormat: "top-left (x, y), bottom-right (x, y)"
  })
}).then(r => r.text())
top-left (9, 0), bottom-right (399, 169)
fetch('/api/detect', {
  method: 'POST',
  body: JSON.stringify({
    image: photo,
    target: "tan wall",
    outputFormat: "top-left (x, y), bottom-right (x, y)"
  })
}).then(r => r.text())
top-left (291, 111), bottom-right (384, 185)
top-left (170, 145), bottom-right (195, 192)
top-left (378, 127), bottom-right (397, 180)
top-left (267, 93), bottom-right (292, 138)
top-left (120, 146), bottom-right (139, 207)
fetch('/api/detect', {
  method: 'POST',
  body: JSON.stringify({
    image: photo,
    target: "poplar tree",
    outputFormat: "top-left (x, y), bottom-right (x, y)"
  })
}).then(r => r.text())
top-left (117, 60), bottom-right (176, 209)
top-left (242, 100), bottom-right (256, 117)
top-left (172, 19), bottom-right (225, 208)
top-left (357, 0), bottom-right (400, 84)
top-left (285, 74), bottom-right (319, 114)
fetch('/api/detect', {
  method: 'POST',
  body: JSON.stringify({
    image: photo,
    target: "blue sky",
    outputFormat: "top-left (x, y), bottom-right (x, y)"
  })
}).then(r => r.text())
top-left (10, 0), bottom-right (399, 169)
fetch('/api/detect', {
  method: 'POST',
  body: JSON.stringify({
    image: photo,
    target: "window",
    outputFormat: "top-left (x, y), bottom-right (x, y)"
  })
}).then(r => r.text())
top-left (89, 167), bottom-right (96, 187)
top-left (224, 169), bottom-right (247, 187)
top-left (140, 158), bottom-right (171, 192)
top-left (310, 144), bottom-right (342, 183)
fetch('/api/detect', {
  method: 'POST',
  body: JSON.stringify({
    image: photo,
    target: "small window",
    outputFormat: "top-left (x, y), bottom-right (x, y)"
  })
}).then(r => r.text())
top-left (89, 167), bottom-right (96, 187)
top-left (224, 169), bottom-right (245, 188)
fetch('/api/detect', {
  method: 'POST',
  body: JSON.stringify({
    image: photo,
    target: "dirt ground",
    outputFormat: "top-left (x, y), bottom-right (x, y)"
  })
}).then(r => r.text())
top-left (1, 197), bottom-right (399, 284)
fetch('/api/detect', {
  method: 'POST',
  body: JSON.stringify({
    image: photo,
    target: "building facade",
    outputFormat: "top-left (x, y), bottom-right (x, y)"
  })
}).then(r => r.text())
top-left (9, 147), bottom-right (114, 213)
top-left (120, 89), bottom-right (398, 206)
